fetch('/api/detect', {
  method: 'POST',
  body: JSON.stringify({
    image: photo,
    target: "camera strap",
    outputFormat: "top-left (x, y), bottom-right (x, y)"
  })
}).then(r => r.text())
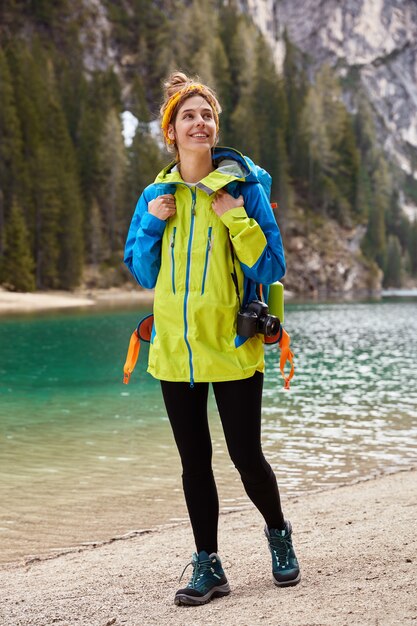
top-left (229, 241), bottom-right (242, 310)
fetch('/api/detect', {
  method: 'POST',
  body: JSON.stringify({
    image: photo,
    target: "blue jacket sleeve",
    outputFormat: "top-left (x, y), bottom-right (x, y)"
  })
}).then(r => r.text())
top-left (221, 182), bottom-right (286, 284)
top-left (124, 186), bottom-right (166, 289)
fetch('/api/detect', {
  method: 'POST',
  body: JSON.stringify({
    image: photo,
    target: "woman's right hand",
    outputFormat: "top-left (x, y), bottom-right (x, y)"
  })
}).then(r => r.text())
top-left (148, 194), bottom-right (176, 221)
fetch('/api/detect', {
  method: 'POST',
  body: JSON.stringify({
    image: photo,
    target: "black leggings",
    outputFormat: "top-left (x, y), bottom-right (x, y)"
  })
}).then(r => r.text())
top-left (160, 371), bottom-right (285, 554)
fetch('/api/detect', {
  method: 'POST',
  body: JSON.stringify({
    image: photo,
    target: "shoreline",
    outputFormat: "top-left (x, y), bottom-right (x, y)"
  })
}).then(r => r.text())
top-left (1, 463), bottom-right (411, 571)
top-left (0, 467), bottom-right (415, 625)
top-left (0, 287), bottom-right (155, 315)
top-left (1, 286), bottom-right (417, 317)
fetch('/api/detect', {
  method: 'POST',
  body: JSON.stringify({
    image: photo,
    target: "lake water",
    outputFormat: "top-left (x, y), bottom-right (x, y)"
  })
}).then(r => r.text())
top-left (1, 297), bottom-right (416, 564)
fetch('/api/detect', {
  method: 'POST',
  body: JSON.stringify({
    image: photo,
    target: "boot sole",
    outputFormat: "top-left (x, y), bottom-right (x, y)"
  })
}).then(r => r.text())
top-left (174, 583), bottom-right (231, 606)
top-left (273, 572), bottom-right (301, 587)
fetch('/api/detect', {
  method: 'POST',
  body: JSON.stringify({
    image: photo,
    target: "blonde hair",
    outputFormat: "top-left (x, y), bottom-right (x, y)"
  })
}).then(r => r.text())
top-left (160, 71), bottom-right (222, 153)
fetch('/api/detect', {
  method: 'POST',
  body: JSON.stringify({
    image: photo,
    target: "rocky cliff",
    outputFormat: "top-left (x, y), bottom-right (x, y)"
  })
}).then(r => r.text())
top-left (241, 0), bottom-right (417, 221)
top-left (282, 209), bottom-right (382, 297)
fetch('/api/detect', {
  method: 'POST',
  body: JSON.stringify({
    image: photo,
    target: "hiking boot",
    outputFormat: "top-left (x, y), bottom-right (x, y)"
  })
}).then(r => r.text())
top-left (174, 551), bottom-right (231, 606)
top-left (265, 520), bottom-right (301, 587)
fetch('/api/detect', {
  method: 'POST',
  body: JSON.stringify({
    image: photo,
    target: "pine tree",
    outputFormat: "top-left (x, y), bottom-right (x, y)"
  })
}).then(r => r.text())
top-left (125, 124), bottom-right (165, 226)
top-left (385, 189), bottom-right (409, 251)
top-left (408, 218), bottom-right (417, 276)
top-left (371, 157), bottom-right (390, 268)
top-left (225, 17), bottom-right (257, 98)
top-left (0, 48), bottom-right (23, 227)
top-left (75, 70), bottom-right (122, 262)
top-left (5, 41), bottom-right (42, 232)
top-left (46, 94), bottom-right (84, 289)
top-left (300, 85), bottom-right (334, 209)
top-left (96, 108), bottom-right (128, 257)
top-left (76, 82), bottom-right (105, 211)
top-left (252, 36), bottom-right (280, 170)
top-left (283, 32), bottom-right (308, 177)
top-left (317, 65), bottom-right (346, 147)
top-left (55, 52), bottom-right (88, 145)
top-left (129, 0), bottom-right (173, 108)
top-left (362, 197), bottom-right (387, 272)
top-left (334, 114), bottom-right (361, 224)
top-left (218, 0), bottom-right (244, 115)
top-left (5, 41), bottom-right (58, 287)
top-left (0, 190), bottom-right (4, 258)
top-left (33, 144), bottom-right (61, 289)
top-left (355, 92), bottom-right (378, 163)
top-left (383, 235), bottom-right (402, 287)
top-left (0, 200), bottom-right (35, 292)
top-left (130, 74), bottom-right (150, 123)
top-left (228, 18), bottom-right (258, 155)
top-left (356, 167), bottom-right (372, 224)
top-left (250, 35), bottom-right (292, 210)
top-left (171, 0), bottom-right (217, 84)
top-left (275, 129), bottom-right (293, 217)
top-left (211, 36), bottom-right (232, 143)
top-left (88, 198), bottom-right (105, 267)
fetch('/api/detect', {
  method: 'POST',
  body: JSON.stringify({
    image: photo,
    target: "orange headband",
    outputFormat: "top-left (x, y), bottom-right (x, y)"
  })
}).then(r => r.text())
top-left (161, 84), bottom-right (219, 145)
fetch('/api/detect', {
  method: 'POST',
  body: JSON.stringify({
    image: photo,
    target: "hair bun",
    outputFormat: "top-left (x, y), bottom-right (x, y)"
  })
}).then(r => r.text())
top-left (163, 71), bottom-right (198, 99)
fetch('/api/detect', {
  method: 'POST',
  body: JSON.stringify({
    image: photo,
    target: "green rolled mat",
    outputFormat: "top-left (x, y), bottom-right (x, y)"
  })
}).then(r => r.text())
top-left (267, 281), bottom-right (284, 323)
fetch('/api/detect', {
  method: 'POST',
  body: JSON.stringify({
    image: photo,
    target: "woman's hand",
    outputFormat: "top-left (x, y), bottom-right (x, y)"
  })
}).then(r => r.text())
top-left (212, 189), bottom-right (244, 217)
top-left (148, 194), bottom-right (176, 221)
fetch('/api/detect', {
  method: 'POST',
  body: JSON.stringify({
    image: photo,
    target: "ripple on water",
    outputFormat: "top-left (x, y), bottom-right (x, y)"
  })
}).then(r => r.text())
top-left (0, 300), bottom-right (416, 562)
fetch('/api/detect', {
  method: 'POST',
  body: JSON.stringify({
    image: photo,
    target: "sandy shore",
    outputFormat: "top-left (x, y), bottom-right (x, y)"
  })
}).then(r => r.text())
top-left (0, 288), bottom-right (154, 315)
top-left (0, 468), bottom-right (415, 626)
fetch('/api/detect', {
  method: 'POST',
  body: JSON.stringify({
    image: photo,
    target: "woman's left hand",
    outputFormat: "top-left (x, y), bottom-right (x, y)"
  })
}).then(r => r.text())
top-left (211, 189), bottom-right (244, 217)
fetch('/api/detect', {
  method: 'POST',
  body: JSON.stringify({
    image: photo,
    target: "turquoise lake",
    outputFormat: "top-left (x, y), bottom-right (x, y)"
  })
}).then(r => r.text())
top-left (0, 298), bottom-right (416, 564)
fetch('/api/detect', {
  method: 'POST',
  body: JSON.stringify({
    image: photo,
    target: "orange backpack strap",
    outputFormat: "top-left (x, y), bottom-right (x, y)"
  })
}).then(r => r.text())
top-left (123, 314), bottom-right (154, 384)
top-left (278, 328), bottom-right (294, 390)
top-left (264, 326), bottom-right (295, 389)
top-left (123, 330), bottom-right (140, 384)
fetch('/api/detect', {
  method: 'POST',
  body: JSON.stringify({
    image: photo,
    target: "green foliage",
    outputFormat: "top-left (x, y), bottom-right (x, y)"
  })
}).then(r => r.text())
top-left (404, 174), bottom-right (417, 204)
top-left (0, 38), bottom-right (85, 289)
top-left (125, 125), bottom-right (166, 218)
top-left (383, 235), bottom-right (403, 287)
top-left (298, 65), bottom-right (364, 225)
top-left (408, 219), bottom-right (417, 276)
top-left (0, 0), bottom-right (415, 291)
top-left (171, 0), bottom-right (217, 85)
top-left (0, 201), bottom-right (35, 291)
top-left (95, 108), bottom-right (127, 256)
top-left (283, 32), bottom-right (308, 174)
top-left (0, 48), bottom-right (26, 270)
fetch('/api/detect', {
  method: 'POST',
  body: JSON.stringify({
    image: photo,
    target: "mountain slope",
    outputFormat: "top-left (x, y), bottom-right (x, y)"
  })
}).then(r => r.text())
top-left (243, 0), bottom-right (417, 219)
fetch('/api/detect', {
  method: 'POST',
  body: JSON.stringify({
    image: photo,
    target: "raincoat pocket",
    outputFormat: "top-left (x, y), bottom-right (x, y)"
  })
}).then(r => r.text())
top-left (201, 226), bottom-right (213, 295)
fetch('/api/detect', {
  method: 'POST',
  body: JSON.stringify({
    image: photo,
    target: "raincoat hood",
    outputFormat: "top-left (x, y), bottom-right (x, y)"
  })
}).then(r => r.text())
top-left (154, 146), bottom-right (262, 194)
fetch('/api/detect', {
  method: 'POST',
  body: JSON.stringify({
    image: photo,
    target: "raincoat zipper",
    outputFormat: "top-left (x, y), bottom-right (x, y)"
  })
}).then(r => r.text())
top-left (201, 226), bottom-right (213, 295)
top-left (170, 226), bottom-right (176, 294)
top-left (183, 188), bottom-right (196, 387)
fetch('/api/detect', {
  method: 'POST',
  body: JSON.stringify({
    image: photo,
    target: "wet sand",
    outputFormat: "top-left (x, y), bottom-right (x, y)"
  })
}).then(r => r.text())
top-left (0, 288), bottom-right (154, 315)
top-left (0, 468), bottom-right (415, 626)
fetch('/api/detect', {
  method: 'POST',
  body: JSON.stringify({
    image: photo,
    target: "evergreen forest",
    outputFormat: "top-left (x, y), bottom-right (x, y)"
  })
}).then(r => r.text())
top-left (0, 0), bottom-right (416, 292)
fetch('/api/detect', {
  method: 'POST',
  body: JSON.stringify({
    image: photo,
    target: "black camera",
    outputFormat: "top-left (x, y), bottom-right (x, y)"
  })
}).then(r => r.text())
top-left (236, 300), bottom-right (280, 338)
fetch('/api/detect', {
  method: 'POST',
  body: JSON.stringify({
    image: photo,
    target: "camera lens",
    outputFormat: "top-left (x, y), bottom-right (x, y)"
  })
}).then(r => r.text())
top-left (263, 315), bottom-right (280, 336)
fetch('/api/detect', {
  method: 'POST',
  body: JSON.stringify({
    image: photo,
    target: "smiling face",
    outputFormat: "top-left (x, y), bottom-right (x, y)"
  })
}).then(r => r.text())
top-left (167, 95), bottom-right (217, 157)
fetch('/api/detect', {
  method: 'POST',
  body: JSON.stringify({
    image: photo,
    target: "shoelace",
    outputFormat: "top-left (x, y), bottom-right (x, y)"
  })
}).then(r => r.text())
top-left (179, 554), bottom-right (215, 588)
top-left (269, 534), bottom-right (292, 568)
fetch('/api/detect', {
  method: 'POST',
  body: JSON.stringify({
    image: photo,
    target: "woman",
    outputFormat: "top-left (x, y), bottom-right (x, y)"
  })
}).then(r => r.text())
top-left (124, 71), bottom-right (300, 606)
